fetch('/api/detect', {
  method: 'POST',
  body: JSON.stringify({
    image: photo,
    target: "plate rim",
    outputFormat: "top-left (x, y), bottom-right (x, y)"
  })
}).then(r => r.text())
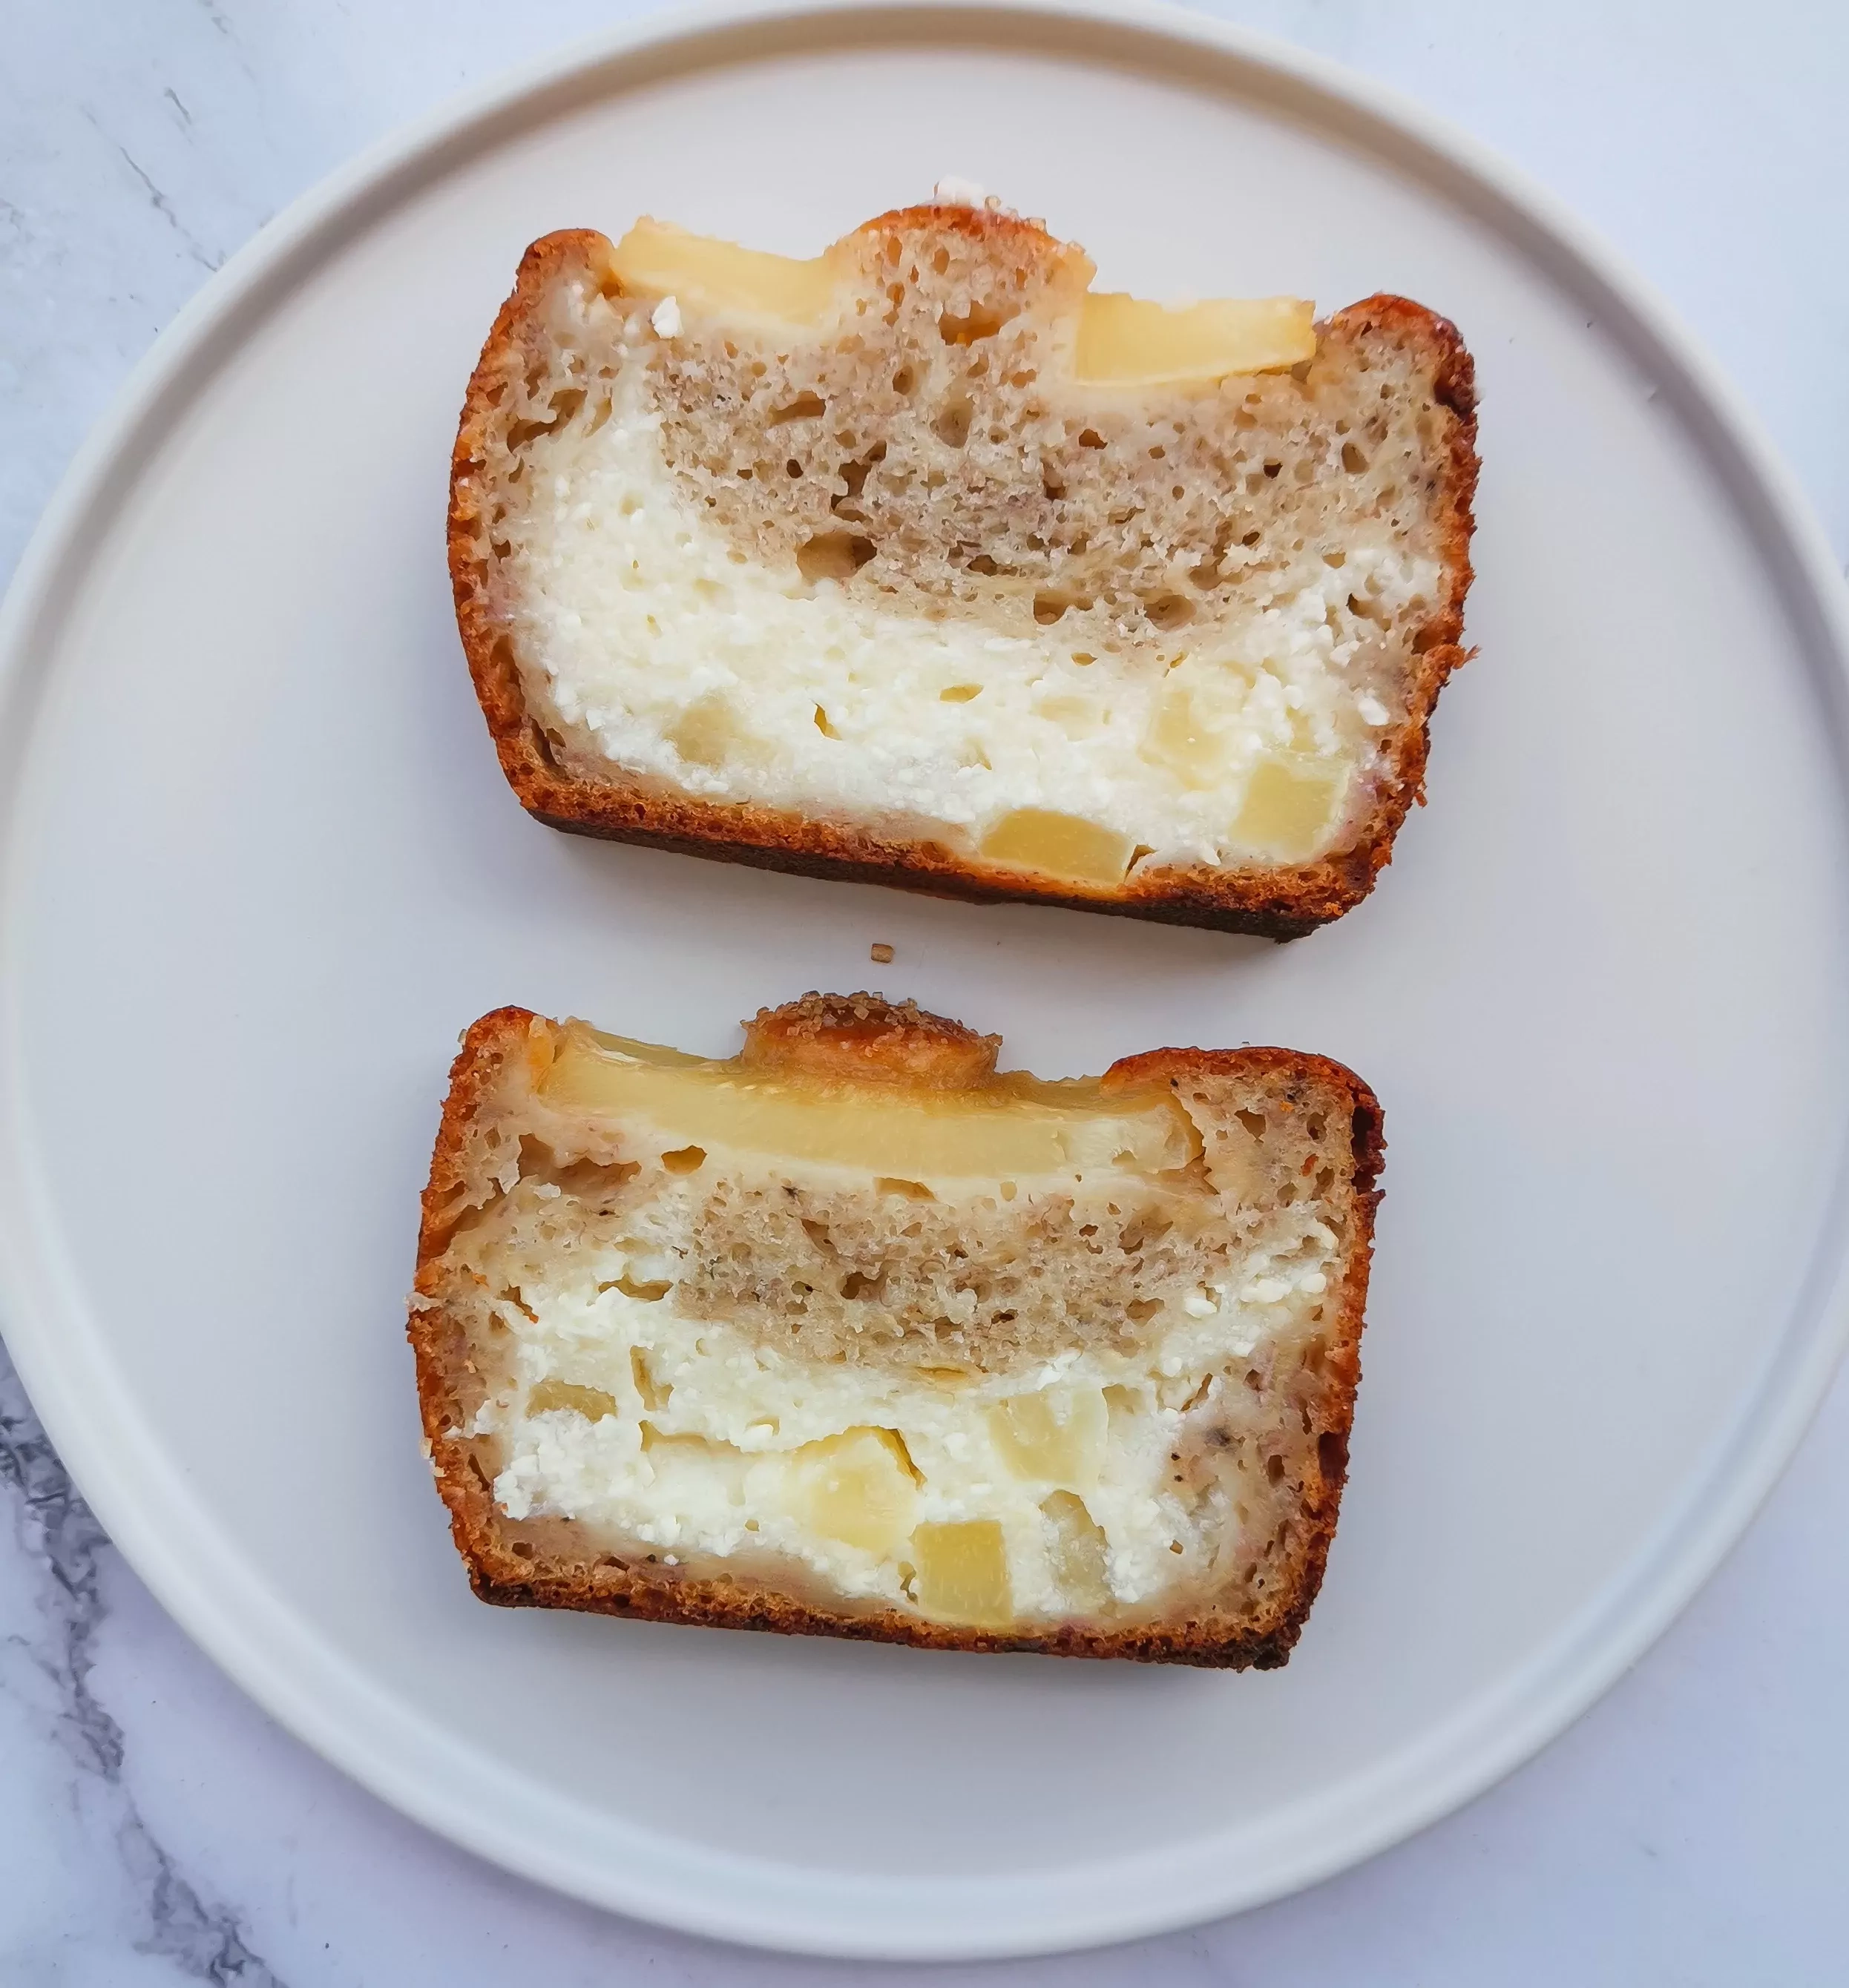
top-left (4, 0), bottom-right (1849, 1959)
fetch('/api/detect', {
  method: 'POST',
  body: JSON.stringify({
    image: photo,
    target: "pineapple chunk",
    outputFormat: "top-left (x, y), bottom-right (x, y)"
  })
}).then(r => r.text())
top-left (1231, 753), bottom-right (1350, 860)
top-left (666, 692), bottom-right (766, 769)
top-left (1041, 1492), bottom-right (1113, 1613)
top-left (609, 218), bottom-right (844, 327)
top-left (911, 1520), bottom-right (1014, 1625)
top-left (784, 1427), bottom-right (918, 1555)
top-left (1075, 292), bottom-right (1316, 386)
top-left (525, 1380), bottom-right (617, 1421)
top-left (978, 808), bottom-right (1136, 887)
top-left (640, 1423), bottom-right (727, 1457)
top-left (540, 1030), bottom-right (1192, 1177)
top-left (523, 1018), bottom-right (556, 1087)
top-left (1034, 693), bottom-right (1103, 738)
top-left (989, 1386), bottom-right (1109, 1488)
top-left (1141, 684), bottom-right (1229, 789)
top-left (638, 1426), bottom-right (750, 1503)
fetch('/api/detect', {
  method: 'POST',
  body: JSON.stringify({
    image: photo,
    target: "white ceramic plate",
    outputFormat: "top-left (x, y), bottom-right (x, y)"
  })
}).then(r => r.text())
top-left (4, 0), bottom-right (1848, 1960)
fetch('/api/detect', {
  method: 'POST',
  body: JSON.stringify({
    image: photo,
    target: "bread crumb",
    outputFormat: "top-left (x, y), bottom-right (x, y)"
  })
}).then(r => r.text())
top-left (651, 294), bottom-right (683, 338)
top-left (870, 942), bottom-right (895, 964)
top-left (933, 175), bottom-right (985, 207)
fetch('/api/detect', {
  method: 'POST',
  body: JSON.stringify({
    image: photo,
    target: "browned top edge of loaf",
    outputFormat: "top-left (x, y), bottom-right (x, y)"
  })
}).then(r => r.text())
top-left (406, 1005), bottom-right (1385, 1669)
top-left (447, 217), bottom-right (1479, 941)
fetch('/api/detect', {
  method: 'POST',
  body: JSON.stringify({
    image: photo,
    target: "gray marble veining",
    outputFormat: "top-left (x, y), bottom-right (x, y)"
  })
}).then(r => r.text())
top-left (1, 1352), bottom-right (286, 1985)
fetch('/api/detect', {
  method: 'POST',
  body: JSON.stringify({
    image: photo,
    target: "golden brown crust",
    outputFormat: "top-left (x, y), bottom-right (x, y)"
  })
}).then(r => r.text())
top-left (740, 990), bottom-right (999, 1087)
top-left (407, 1006), bottom-right (1384, 1667)
top-left (447, 223), bottom-right (1478, 941)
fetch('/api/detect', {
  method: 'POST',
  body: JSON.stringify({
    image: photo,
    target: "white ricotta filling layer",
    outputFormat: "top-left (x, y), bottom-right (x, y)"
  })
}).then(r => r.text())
top-left (473, 1216), bottom-right (1335, 1622)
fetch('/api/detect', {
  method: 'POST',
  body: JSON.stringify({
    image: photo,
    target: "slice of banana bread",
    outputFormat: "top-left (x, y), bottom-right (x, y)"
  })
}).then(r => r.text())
top-left (408, 994), bottom-right (1385, 1667)
top-left (448, 199), bottom-right (1477, 936)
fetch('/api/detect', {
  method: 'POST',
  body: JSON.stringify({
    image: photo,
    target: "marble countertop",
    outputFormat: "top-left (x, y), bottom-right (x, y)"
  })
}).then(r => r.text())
top-left (4, 1), bottom-right (1847, 1980)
